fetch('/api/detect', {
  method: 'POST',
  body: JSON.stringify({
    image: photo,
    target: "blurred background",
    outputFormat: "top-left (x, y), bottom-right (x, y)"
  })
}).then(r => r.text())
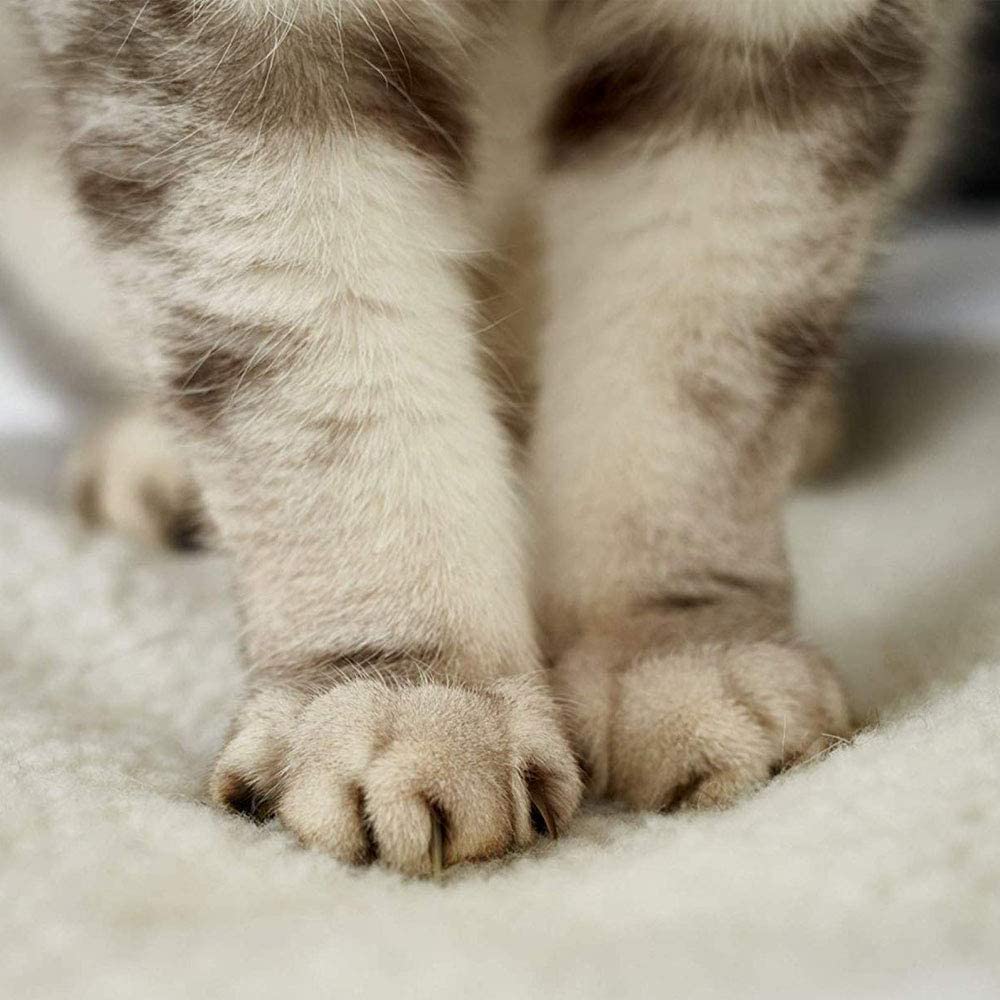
top-left (943, 3), bottom-right (1000, 203)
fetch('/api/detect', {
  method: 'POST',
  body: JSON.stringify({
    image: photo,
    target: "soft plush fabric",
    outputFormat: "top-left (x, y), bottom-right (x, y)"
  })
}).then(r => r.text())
top-left (2, 219), bottom-right (1000, 999)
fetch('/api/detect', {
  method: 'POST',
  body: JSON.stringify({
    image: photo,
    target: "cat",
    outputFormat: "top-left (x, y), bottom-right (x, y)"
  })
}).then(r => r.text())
top-left (5, 0), bottom-right (974, 875)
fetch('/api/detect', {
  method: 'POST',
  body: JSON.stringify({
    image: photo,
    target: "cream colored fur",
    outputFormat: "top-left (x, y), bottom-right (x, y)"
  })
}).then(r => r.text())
top-left (2, 0), bottom-right (976, 871)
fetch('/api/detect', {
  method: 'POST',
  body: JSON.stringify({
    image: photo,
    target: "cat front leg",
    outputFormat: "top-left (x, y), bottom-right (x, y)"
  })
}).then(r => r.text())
top-left (533, 0), bottom-right (966, 809)
top-left (39, 0), bottom-right (580, 872)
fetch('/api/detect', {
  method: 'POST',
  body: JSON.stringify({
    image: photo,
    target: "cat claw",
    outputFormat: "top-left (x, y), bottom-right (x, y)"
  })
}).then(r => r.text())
top-left (427, 808), bottom-right (446, 877)
top-left (528, 776), bottom-right (558, 839)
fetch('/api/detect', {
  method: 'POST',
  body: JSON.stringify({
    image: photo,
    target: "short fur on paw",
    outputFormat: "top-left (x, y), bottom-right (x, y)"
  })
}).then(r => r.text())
top-left (552, 634), bottom-right (850, 812)
top-left (211, 676), bottom-right (583, 876)
top-left (69, 408), bottom-right (206, 551)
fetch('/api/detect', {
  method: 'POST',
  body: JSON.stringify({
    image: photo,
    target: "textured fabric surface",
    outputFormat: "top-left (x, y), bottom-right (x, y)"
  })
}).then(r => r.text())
top-left (2, 221), bottom-right (1000, 999)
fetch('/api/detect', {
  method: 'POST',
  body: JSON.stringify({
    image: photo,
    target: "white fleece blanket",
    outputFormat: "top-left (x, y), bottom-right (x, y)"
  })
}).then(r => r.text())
top-left (2, 219), bottom-right (1000, 1000)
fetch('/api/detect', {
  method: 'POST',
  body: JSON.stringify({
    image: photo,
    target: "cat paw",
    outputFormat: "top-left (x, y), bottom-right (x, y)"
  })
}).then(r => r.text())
top-left (69, 407), bottom-right (205, 550)
top-left (553, 636), bottom-right (850, 811)
top-left (211, 676), bottom-right (583, 875)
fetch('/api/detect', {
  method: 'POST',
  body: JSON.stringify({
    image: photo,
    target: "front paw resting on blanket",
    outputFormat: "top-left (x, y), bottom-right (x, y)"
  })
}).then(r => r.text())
top-left (212, 675), bottom-right (582, 876)
top-left (553, 632), bottom-right (851, 811)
